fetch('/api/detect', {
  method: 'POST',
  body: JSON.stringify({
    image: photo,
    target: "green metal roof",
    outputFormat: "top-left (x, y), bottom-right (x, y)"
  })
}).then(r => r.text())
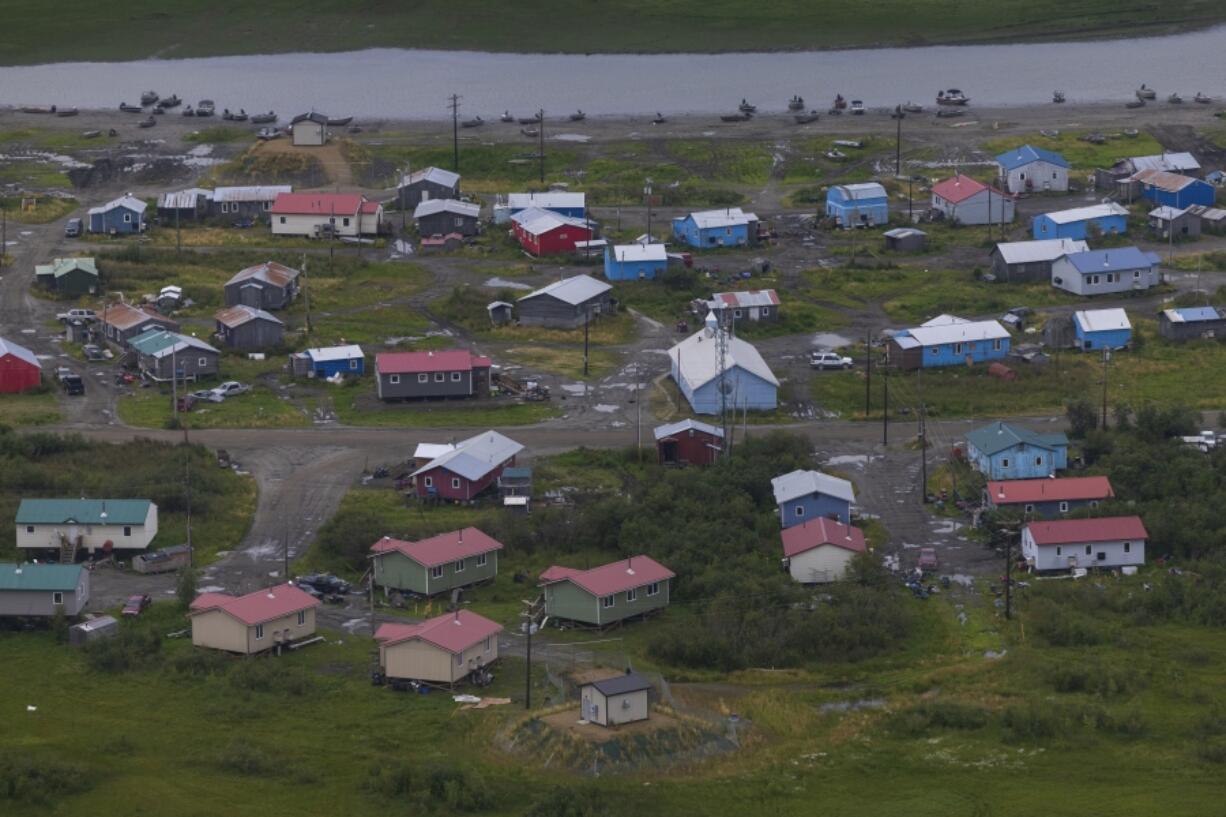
top-left (128, 329), bottom-right (218, 359)
top-left (0, 563), bottom-right (82, 592)
top-left (16, 499), bottom-right (153, 526)
top-left (33, 257), bottom-right (98, 279)
top-left (966, 422), bottom-right (1068, 456)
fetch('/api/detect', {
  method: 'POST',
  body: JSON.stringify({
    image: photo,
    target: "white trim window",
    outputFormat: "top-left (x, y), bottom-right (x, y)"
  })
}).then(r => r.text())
top-left (389, 374), bottom-right (400, 385)
top-left (993, 338), bottom-right (1003, 351)
top-left (484, 636), bottom-right (491, 652)
top-left (123, 526), bottom-right (132, 537)
top-left (454, 559), bottom-right (465, 573)
top-left (476, 552), bottom-right (488, 567)
top-left (1059, 501), bottom-right (1069, 513)
top-left (601, 595), bottom-right (615, 609)
top-left (297, 610), bottom-right (306, 625)
top-left (430, 565), bottom-right (444, 579)
top-left (418, 373), bottom-right (428, 383)
top-left (423, 476), bottom-right (433, 488)
top-left (794, 506), bottom-right (805, 518)
top-left (52, 592), bottom-right (64, 605)
top-left (646, 582), bottom-right (659, 596)
top-left (1001, 458), bottom-right (1011, 469)
top-left (1124, 542), bottom-right (1131, 553)
top-left (450, 372), bottom-right (462, 382)
top-left (255, 624), bottom-right (265, 640)
top-left (626, 588), bottom-right (638, 602)
top-left (1024, 504), bottom-right (1034, 514)
top-left (451, 477), bottom-right (461, 489)
top-left (198, 357), bottom-right (208, 367)
top-left (434, 372), bottom-right (445, 382)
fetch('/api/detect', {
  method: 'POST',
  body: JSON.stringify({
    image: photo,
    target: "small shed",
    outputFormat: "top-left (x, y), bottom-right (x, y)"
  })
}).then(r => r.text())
top-left (290, 112), bottom-right (329, 146)
top-left (581, 671), bottom-right (653, 727)
top-left (68, 615), bottom-right (119, 646)
top-left (132, 544), bottom-right (192, 574)
top-left (497, 467), bottom-right (533, 498)
top-left (214, 305), bottom-right (285, 350)
top-left (883, 227), bottom-right (927, 252)
top-left (1073, 308), bottom-right (1132, 350)
top-left (1186, 204), bottom-right (1226, 234)
top-left (1158, 306), bottom-right (1226, 341)
top-left (654, 419), bottom-right (725, 466)
top-left (301, 345), bottom-right (365, 378)
top-left (398, 167), bottom-right (461, 209)
top-left (487, 301), bottom-right (513, 325)
top-left (415, 199), bottom-right (480, 237)
top-left (0, 337), bottom-right (43, 394)
top-left (34, 257), bottom-right (99, 296)
top-left (1148, 206), bottom-right (1201, 240)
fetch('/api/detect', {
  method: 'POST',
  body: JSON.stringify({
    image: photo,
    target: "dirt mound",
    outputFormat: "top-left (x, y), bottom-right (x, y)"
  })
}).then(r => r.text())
top-left (219, 144), bottom-right (327, 187)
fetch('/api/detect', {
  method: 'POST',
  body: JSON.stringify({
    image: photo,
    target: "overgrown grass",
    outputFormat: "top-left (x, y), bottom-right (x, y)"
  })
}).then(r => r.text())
top-left (981, 130), bottom-right (1165, 172)
top-left (117, 380), bottom-right (309, 430)
top-left (183, 126), bottom-right (252, 144)
top-left (0, 194), bottom-right (78, 224)
top-left (0, 389), bottom-right (62, 427)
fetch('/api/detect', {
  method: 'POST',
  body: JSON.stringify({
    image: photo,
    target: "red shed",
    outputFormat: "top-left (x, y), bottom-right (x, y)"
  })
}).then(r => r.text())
top-left (410, 430), bottom-right (524, 501)
top-left (0, 337), bottom-right (42, 394)
top-left (654, 419), bottom-right (725, 466)
top-left (511, 207), bottom-right (593, 256)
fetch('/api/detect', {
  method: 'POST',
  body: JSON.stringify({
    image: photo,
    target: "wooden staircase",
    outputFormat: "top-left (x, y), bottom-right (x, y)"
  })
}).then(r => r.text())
top-left (59, 534), bottom-right (79, 565)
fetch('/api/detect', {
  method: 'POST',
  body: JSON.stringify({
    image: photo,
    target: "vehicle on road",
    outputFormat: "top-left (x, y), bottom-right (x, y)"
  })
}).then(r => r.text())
top-left (56, 368), bottom-right (84, 395)
top-left (64, 217), bottom-right (83, 237)
top-left (210, 381), bottom-right (250, 401)
top-left (918, 547), bottom-right (939, 573)
top-left (57, 308), bottom-right (97, 323)
top-left (810, 351), bottom-right (854, 370)
top-left (122, 594), bottom-right (152, 616)
top-left (296, 573), bottom-right (352, 595)
top-left (294, 582), bottom-right (324, 599)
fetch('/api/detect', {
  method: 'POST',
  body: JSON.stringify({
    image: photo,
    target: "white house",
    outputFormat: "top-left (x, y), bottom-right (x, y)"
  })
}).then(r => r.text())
top-left (270, 192), bottom-right (382, 238)
top-left (1021, 516), bottom-right (1147, 572)
top-left (931, 174), bottom-right (1015, 225)
top-left (1050, 248), bottom-right (1161, 296)
top-left (15, 499), bottom-right (158, 555)
top-left (781, 516), bottom-right (867, 583)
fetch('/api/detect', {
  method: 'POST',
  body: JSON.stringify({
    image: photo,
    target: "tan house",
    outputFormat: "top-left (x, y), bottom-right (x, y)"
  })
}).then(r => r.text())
top-left (780, 516), bottom-right (867, 584)
top-left (189, 583), bottom-right (320, 654)
top-left (374, 609), bottom-right (502, 686)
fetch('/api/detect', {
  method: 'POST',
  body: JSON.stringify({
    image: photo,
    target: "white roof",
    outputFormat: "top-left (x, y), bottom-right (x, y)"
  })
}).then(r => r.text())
top-left (771, 469), bottom-right (856, 505)
top-left (1040, 203), bottom-right (1128, 225)
top-left (415, 199), bottom-right (480, 219)
top-left (921, 314), bottom-right (970, 327)
top-left (413, 443), bottom-right (456, 460)
top-left (1148, 205), bottom-right (1187, 221)
top-left (401, 166), bottom-right (460, 189)
top-left (212, 185), bottom-right (292, 202)
top-left (89, 195), bottom-right (147, 216)
top-left (511, 206), bottom-right (589, 236)
top-left (995, 239), bottom-right (1091, 265)
top-left (573, 239), bottom-right (608, 250)
top-left (903, 319), bottom-right (1010, 346)
top-left (1074, 308), bottom-right (1131, 333)
top-left (835, 182), bottom-right (887, 200)
top-left (410, 430), bottom-right (524, 480)
top-left (305, 344), bottom-right (364, 362)
top-left (708, 289), bottom-right (780, 309)
top-left (653, 419), bottom-right (725, 441)
top-left (519, 274), bottom-right (611, 306)
top-left (612, 243), bottom-right (667, 263)
top-left (507, 192), bottom-right (585, 210)
top-left (667, 328), bottom-right (779, 391)
top-left (1129, 152), bottom-right (1200, 173)
top-left (0, 336), bottom-right (40, 369)
top-left (158, 188), bottom-right (212, 209)
top-left (883, 227), bottom-right (926, 238)
top-left (685, 207), bottom-right (758, 229)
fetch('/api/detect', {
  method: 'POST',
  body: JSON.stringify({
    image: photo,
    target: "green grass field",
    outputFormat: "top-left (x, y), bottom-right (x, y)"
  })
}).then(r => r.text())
top-left (0, 390), bottom-right (61, 427)
top-left (0, 0), bottom-right (1222, 62)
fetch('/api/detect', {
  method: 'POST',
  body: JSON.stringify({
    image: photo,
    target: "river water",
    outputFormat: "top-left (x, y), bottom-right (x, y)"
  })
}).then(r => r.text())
top-left (2, 26), bottom-right (1225, 120)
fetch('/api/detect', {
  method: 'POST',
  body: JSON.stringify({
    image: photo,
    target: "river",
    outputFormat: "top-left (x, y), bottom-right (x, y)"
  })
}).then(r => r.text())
top-left (2, 26), bottom-right (1225, 120)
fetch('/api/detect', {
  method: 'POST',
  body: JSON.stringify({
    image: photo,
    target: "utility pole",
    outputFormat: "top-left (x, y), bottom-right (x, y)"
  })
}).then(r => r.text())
top-left (1100, 348), bottom-right (1111, 429)
top-left (645, 178), bottom-right (653, 239)
top-left (583, 306), bottom-right (590, 376)
top-left (175, 205), bottom-right (181, 254)
top-left (864, 329), bottom-right (872, 417)
top-left (183, 426), bottom-right (193, 565)
top-left (882, 359), bottom-right (889, 446)
top-left (448, 94), bottom-right (461, 171)
top-left (894, 105), bottom-right (904, 177)
top-left (538, 108), bottom-right (545, 184)
top-left (171, 345), bottom-right (178, 420)
top-left (302, 254), bottom-right (311, 334)
top-left (907, 176), bottom-right (915, 223)
top-left (918, 366), bottom-right (927, 503)
top-left (521, 597), bottom-right (542, 710)
top-left (1000, 521), bottom-right (1019, 621)
top-left (400, 161), bottom-right (410, 231)
top-left (635, 359), bottom-right (643, 459)
top-left (283, 521), bottom-right (290, 581)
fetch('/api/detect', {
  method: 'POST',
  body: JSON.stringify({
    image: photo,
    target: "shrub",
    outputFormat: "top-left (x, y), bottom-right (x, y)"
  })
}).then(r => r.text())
top-left (365, 762), bottom-right (493, 812)
top-left (227, 660), bottom-right (315, 696)
top-left (524, 785), bottom-right (610, 817)
top-left (82, 625), bottom-right (161, 673)
top-left (889, 701), bottom-right (991, 736)
top-left (1028, 598), bottom-right (1111, 647)
top-left (0, 751), bottom-right (91, 803)
top-left (1045, 657), bottom-right (1144, 698)
top-left (217, 739), bottom-right (278, 776)
top-left (1199, 738), bottom-right (1226, 764)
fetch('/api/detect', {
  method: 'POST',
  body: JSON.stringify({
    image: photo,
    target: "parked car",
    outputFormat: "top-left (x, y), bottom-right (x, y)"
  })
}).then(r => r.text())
top-left (82, 344), bottom-right (106, 361)
top-left (210, 381), bottom-right (250, 401)
top-left (121, 594), bottom-right (152, 616)
top-left (56, 368), bottom-right (84, 395)
top-left (918, 547), bottom-right (939, 573)
top-left (64, 217), bottom-right (83, 237)
top-left (810, 351), bottom-right (854, 370)
top-left (57, 308), bottom-right (97, 323)
top-left (294, 582), bottom-right (324, 599)
top-left (190, 388), bottom-right (223, 403)
top-left (296, 573), bottom-right (352, 595)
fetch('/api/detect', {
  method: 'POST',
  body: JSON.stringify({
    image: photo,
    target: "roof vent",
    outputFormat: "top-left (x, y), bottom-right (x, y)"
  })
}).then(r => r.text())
top-left (266, 592), bottom-right (276, 600)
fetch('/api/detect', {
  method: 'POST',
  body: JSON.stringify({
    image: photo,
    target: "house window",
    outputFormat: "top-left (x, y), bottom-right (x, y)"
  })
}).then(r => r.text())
top-left (1106, 273), bottom-right (1115, 284)
top-left (255, 624), bottom-right (264, 640)
top-left (1053, 172), bottom-right (1058, 180)
top-left (455, 653), bottom-right (463, 666)
top-left (1097, 551), bottom-right (1107, 561)
top-left (349, 359), bottom-right (358, 370)
top-left (455, 217), bottom-right (464, 227)
top-left (451, 478), bottom-right (461, 489)
top-left (627, 588), bottom-right (638, 602)
top-left (123, 526), bottom-right (132, 537)
top-left (476, 553), bottom-right (487, 567)
top-left (646, 582), bottom-right (659, 596)
top-left (424, 476), bottom-right (433, 488)
top-left (279, 216), bottom-right (286, 224)
top-left (1124, 542), bottom-right (1131, 553)
top-left (601, 595), bottom-right (615, 609)
top-left (434, 372), bottom-right (445, 382)
top-left (1024, 504), bottom-right (1034, 514)
top-left (221, 202), bottom-right (230, 214)
top-left (262, 201), bottom-right (271, 211)
top-left (123, 213), bottom-right (132, 223)
top-left (342, 217), bottom-right (351, 227)
top-left (198, 357), bottom-right (207, 367)
top-left (484, 636), bottom-right (491, 651)
top-left (451, 372), bottom-right (462, 382)
top-left (389, 374), bottom-right (400, 385)
top-left (430, 565), bottom-right (444, 579)
top-left (761, 307), bottom-right (771, 316)
top-left (1133, 270), bottom-right (1141, 280)
top-left (25, 525), bottom-right (33, 534)
top-left (794, 506), bottom-right (804, 518)
top-left (1035, 456), bottom-right (1043, 466)
top-left (1090, 500), bottom-right (1099, 508)
top-left (993, 338), bottom-right (1003, 351)
top-left (929, 347), bottom-right (939, 356)
top-left (297, 611), bottom-right (306, 625)
top-left (953, 343), bottom-right (963, 355)
top-left (52, 592), bottom-right (64, 605)
top-left (418, 373), bottom-right (428, 383)
top-left (1056, 546), bottom-right (1062, 556)
top-left (1001, 458), bottom-right (1010, 469)
top-left (1059, 501), bottom-right (1069, 513)
top-left (455, 559), bottom-right (465, 573)
top-left (734, 309), bottom-right (743, 318)
top-left (1084, 545), bottom-right (1092, 556)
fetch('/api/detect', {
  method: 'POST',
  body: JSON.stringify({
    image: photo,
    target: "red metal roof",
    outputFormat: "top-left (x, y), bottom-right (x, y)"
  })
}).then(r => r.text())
top-left (374, 609), bottom-right (503, 654)
top-left (360, 200), bottom-right (381, 214)
top-left (780, 517), bottom-right (867, 558)
top-left (988, 476), bottom-right (1114, 505)
top-left (370, 527), bottom-right (503, 568)
top-left (188, 582), bottom-right (320, 625)
top-left (932, 173), bottom-right (1006, 204)
top-left (538, 555), bottom-right (674, 597)
top-left (375, 349), bottom-right (491, 375)
top-left (1025, 515), bottom-right (1148, 546)
top-left (270, 192), bottom-right (364, 216)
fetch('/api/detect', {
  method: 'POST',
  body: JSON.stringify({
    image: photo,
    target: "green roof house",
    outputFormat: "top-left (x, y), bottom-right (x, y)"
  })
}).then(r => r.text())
top-left (34, 257), bottom-right (99, 296)
top-left (965, 421), bottom-right (1069, 481)
top-left (371, 527), bottom-right (503, 597)
top-left (16, 498), bottom-right (158, 558)
top-left (539, 555), bottom-right (675, 627)
top-left (0, 563), bottom-right (90, 616)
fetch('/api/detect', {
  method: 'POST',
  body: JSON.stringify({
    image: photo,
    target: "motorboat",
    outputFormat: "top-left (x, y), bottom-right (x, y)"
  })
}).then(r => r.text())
top-left (720, 112), bottom-right (752, 122)
top-left (119, 102), bottom-right (143, 113)
top-left (257, 127), bottom-right (282, 140)
top-left (849, 100), bottom-right (865, 115)
top-left (156, 95), bottom-right (181, 109)
top-left (196, 99), bottom-right (216, 116)
top-left (182, 106), bottom-right (195, 116)
top-left (1039, 129), bottom-right (1060, 138)
top-left (518, 113), bottom-right (542, 125)
top-left (327, 116), bottom-right (353, 126)
top-left (138, 116), bottom-right (156, 128)
top-left (833, 139), bottom-right (864, 148)
top-left (738, 98), bottom-right (757, 113)
top-left (832, 94), bottom-right (847, 110)
top-left (1052, 91), bottom-right (1066, 104)
top-left (521, 127), bottom-right (539, 137)
top-left (250, 111), bottom-right (277, 124)
top-left (1122, 128), bottom-right (1139, 138)
top-left (140, 91), bottom-right (159, 105)
top-left (1125, 99), bottom-right (1146, 109)
top-left (794, 111), bottom-right (820, 124)
top-left (936, 89), bottom-right (970, 106)
top-left (500, 111), bottom-right (514, 123)
top-left (461, 116), bottom-right (485, 128)
top-left (652, 112), bottom-right (666, 125)
top-left (55, 107), bottom-right (78, 117)
top-left (787, 95), bottom-right (805, 111)
top-left (568, 110), bottom-right (586, 122)
top-left (902, 102), bottom-right (923, 113)
top-left (1136, 85), bottom-right (1157, 100)
top-left (1168, 93), bottom-right (1184, 104)
top-left (1194, 92), bottom-right (1213, 104)
top-left (824, 149), bottom-right (847, 160)
top-left (1079, 133), bottom-right (1106, 144)
top-left (222, 109), bottom-right (248, 121)
top-left (80, 130), bottom-right (101, 139)
top-left (935, 108), bottom-right (965, 118)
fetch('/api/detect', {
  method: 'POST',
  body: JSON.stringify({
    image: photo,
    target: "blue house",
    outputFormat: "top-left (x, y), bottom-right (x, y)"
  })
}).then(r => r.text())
top-left (604, 243), bottom-right (668, 281)
top-left (771, 469), bottom-right (856, 528)
top-left (888, 315), bottom-right (1011, 371)
top-left (301, 344), bottom-right (365, 378)
top-left (825, 183), bottom-right (889, 228)
top-left (671, 208), bottom-right (758, 249)
top-left (1132, 170), bottom-right (1217, 210)
top-left (985, 476), bottom-right (1114, 518)
top-left (1033, 203), bottom-right (1129, 240)
top-left (667, 318), bottom-right (778, 414)
top-left (88, 195), bottom-right (147, 235)
top-left (966, 421), bottom-right (1069, 481)
top-left (1072, 308), bottom-right (1131, 350)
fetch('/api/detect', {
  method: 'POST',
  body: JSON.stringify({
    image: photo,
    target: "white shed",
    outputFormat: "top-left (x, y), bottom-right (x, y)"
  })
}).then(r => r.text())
top-left (580, 672), bottom-right (652, 727)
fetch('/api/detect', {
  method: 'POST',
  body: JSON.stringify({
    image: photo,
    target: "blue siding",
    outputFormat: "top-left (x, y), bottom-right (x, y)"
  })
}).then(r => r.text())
top-left (312, 357), bottom-right (365, 377)
top-left (510, 205), bottom-right (584, 219)
top-left (995, 498), bottom-right (1100, 518)
top-left (675, 364), bottom-right (777, 414)
top-left (912, 337), bottom-right (1010, 368)
top-left (780, 493), bottom-right (851, 528)
top-left (1033, 213), bottom-right (1128, 240)
top-left (968, 442), bottom-right (1067, 480)
top-left (825, 191), bottom-right (890, 227)
top-left (1141, 180), bottom-right (1216, 210)
top-left (671, 216), bottom-right (751, 249)
top-left (89, 205), bottom-right (144, 235)
top-left (603, 250), bottom-right (667, 281)
top-left (1074, 325), bottom-right (1131, 350)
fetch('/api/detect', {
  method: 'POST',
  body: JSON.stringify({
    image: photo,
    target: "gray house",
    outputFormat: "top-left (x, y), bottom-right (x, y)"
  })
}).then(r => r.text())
top-left (214, 305), bottom-right (285, 350)
top-left (415, 199), bottom-right (480, 237)
top-left (208, 186), bottom-right (292, 224)
top-left (1148, 206), bottom-right (1201, 240)
top-left (157, 188), bottom-right (211, 224)
top-left (516, 274), bottom-right (615, 329)
top-left (375, 349), bottom-right (491, 401)
top-left (0, 563), bottom-right (89, 617)
top-left (102, 303), bottom-right (180, 348)
top-left (128, 329), bottom-right (220, 382)
top-left (990, 239), bottom-right (1090, 284)
top-left (398, 167), bottom-right (461, 209)
top-left (223, 261), bottom-right (301, 310)
top-left (1158, 306), bottom-right (1226, 341)
top-left (1050, 248), bottom-right (1162, 296)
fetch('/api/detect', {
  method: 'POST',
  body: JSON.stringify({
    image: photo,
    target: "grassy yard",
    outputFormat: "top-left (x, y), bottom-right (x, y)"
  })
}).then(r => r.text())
top-left (0, 389), bottom-right (61, 427)
top-left (333, 396), bottom-right (560, 428)
top-left (117, 382), bottom-right (309, 429)
top-left (0, 160), bottom-right (70, 189)
top-left (981, 130), bottom-right (1165, 172)
top-left (0, 194), bottom-right (77, 224)
top-left (1, 0), bottom-right (1222, 62)
top-left (0, 127), bottom-right (120, 151)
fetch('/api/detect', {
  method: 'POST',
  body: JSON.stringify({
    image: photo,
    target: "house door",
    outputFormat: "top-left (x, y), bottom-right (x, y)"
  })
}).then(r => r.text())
top-left (661, 441), bottom-right (678, 464)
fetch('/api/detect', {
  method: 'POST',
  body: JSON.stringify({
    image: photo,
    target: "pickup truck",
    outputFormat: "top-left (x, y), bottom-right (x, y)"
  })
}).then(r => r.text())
top-left (57, 308), bottom-right (97, 323)
top-left (56, 367), bottom-right (85, 395)
top-left (210, 381), bottom-right (250, 401)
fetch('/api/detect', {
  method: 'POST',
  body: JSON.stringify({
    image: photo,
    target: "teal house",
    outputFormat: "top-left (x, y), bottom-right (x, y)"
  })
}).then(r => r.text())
top-left (966, 421), bottom-right (1069, 481)
top-left (370, 527), bottom-right (503, 598)
top-left (539, 555), bottom-right (674, 627)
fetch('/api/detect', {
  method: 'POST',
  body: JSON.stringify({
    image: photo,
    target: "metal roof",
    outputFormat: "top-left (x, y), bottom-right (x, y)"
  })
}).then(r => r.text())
top-left (966, 421), bottom-right (1068, 457)
top-left (0, 336), bottom-right (40, 369)
top-left (290, 112), bottom-right (329, 125)
top-left (900, 319), bottom-right (1009, 347)
top-left (539, 555), bottom-right (674, 597)
top-left (507, 191), bottom-right (585, 211)
top-left (510, 206), bottom-right (590, 236)
top-left (1025, 515), bottom-right (1148, 546)
top-left (158, 188), bottom-right (212, 209)
top-left (781, 517), bottom-right (866, 558)
top-left (883, 227), bottom-right (926, 238)
top-left (371, 527), bottom-right (504, 569)
top-left (994, 239), bottom-right (1089, 265)
top-left (653, 419), bottom-right (725, 441)
top-left (212, 185), bottom-right (292, 203)
top-left (1062, 248), bottom-right (1161, 274)
top-left (374, 609), bottom-right (502, 654)
top-left (1186, 205), bottom-right (1226, 222)
top-left (88, 195), bottom-right (147, 216)
top-left (34, 257), bottom-right (98, 280)
top-left (831, 182), bottom-right (887, 201)
top-left (932, 174), bottom-right (1006, 204)
top-left (128, 329), bottom-right (219, 359)
top-left (1038, 203), bottom-right (1129, 224)
top-left (214, 305), bottom-right (284, 328)
top-left (988, 476), bottom-right (1114, 505)
top-left (710, 289), bottom-right (780, 310)
top-left (611, 243), bottom-right (667, 263)
top-left (414, 199), bottom-right (480, 219)
top-left (921, 314), bottom-right (970, 327)
top-left (771, 469), bottom-right (856, 505)
top-left (305, 344), bottom-right (363, 363)
top-left (189, 582), bottom-right (320, 626)
top-left (410, 430), bottom-right (524, 481)
top-left (103, 302), bottom-right (172, 331)
top-left (1073, 308), bottom-right (1131, 333)
top-left (586, 671), bottom-right (654, 697)
top-left (16, 499), bottom-right (153, 526)
top-left (0, 563), bottom-right (82, 592)
top-left (1163, 306), bottom-right (1223, 323)
top-left (1131, 169), bottom-right (1204, 192)
top-left (683, 207), bottom-right (758, 229)
top-left (1128, 152), bottom-right (1200, 173)
top-left (270, 192), bottom-right (366, 216)
top-left (401, 166), bottom-right (460, 189)
top-left (225, 261), bottom-right (300, 289)
top-left (376, 349), bottom-right (490, 375)
top-left (519, 274), bottom-right (611, 306)
top-left (996, 144), bottom-right (1070, 171)
top-left (668, 327), bottom-right (780, 391)
top-left (1148, 205), bottom-right (1188, 221)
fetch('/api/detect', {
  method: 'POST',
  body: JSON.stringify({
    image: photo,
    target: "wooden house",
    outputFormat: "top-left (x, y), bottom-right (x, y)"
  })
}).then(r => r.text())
top-left (824, 184), bottom-right (888, 228)
top-left (374, 349), bottom-right (490, 401)
top-left (966, 421), bottom-right (1068, 481)
top-left (511, 207), bottom-right (593, 255)
top-left (781, 516), bottom-right (867, 583)
top-left (374, 610), bottom-right (501, 686)
top-left (209, 186), bottom-right (292, 224)
top-left (1158, 306), bottom-right (1226, 341)
top-left (34, 257), bottom-right (99, 296)
top-left (189, 583), bottom-right (320, 654)
top-left (16, 498), bottom-right (158, 558)
top-left (888, 315), bottom-right (1010, 371)
top-left (539, 555), bottom-right (674, 627)
top-left (995, 144), bottom-right (1070, 194)
top-left (0, 337), bottom-right (42, 394)
top-left (984, 476), bottom-right (1114, 518)
top-left (409, 430), bottom-right (523, 501)
top-left (668, 319), bottom-right (778, 414)
top-left (672, 207), bottom-right (759, 246)
top-left (128, 329), bottom-right (220, 382)
top-left (654, 419), bottom-right (724, 466)
top-left (771, 469), bottom-right (855, 528)
top-left (370, 527), bottom-right (503, 598)
top-left (398, 167), bottom-right (461, 209)
top-left (224, 261), bottom-right (301, 310)
top-left (1021, 516), bottom-right (1147, 572)
top-left (0, 563), bottom-right (89, 618)
top-left (88, 195), bottom-right (146, 235)
top-left (214, 305), bottom-right (285, 350)
top-left (516, 274), bottom-right (614, 329)
top-left (101, 302), bottom-right (179, 348)
top-left (931, 174), bottom-right (1015, 225)
top-left (415, 199), bottom-right (480, 237)
top-left (990, 239), bottom-right (1088, 283)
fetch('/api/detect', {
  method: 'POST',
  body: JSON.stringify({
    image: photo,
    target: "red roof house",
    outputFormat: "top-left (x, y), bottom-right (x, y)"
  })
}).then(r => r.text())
top-left (539, 555), bottom-right (675, 626)
top-left (188, 583), bottom-right (320, 654)
top-left (780, 516), bottom-right (867, 583)
top-left (374, 609), bottom-right (503, 685)
top-left (0, 337), bottom-right (42, 394)
top-left (1021, 515), bottom-right (1147, 572)
top-left (986, 476), bottom-right (1114, 518)
top-left (375, 349), bottom-right (491, 401)
top-left (931, 173), bottom-right (1015, 226)
top-left (370, 527), bottom-right (504, 596)
top-left (271, 192), bottom-right (383, 237)
top-left (510, 207), bottom-right (594, 256)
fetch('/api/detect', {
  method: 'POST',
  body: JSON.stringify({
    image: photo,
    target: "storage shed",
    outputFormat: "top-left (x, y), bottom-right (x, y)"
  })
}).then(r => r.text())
top-left (825, 183), bottom-right (888, 228)
top-left (1072, 308), bottom-right (1131, 350)
top-left (654, 419), bottom-right (724, 466)
top-left (34, 257), bottom-right (99, 296)
top-left (1158, 306), bottom-right (1226, 341)
top-left (69, 615), bottom-right (119, 646)
top-left (289, 112), bottom-right (329, 145)
top-left (214, 305), bottom-right (285, 350)
top-left (0, 337), bottom-right (42, 394)
top-left (990, 239), bottom-right (1089, 283)
top-left (415, 199), bottom-right (480, 237)
top-left (581, 672), bottom-right (653, 727)
top-left (1130, 170), bottom-right (1216, 210)
top-left (883, 227), bottom-right (927, 252)
top-left (1148, 206), bottom-right (1201, 240)
top-left (517, 275), bottom-right (614, 329)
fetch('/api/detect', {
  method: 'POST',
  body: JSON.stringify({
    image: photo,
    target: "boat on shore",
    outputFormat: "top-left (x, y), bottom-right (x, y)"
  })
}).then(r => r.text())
top-left (1136, 85), bottom-right (1157, 100)
top-left (831, 94), bottom-right (847, 110)
top-left (738, 99), bottom-right (757, 113)
top-left (138, 116), bottom-right (156, 128)
top-left (19, 105), bottom-right (57, 114)
top-left (182, 106), bottom-right (195, 116)
top-left (1194, 92), bottom-right (1212, 104)
top-left (81, 130), bottom-right (101, 139)
top-left (1168, 93), bottom-right (1183, 104)
top-left (56, 107), bottom-right (78, 117)
top-left (518, 113), bottom-right (541, 125)
top-left (196, 99), bottom-right (215, 116)
top-left (156, 95), bottom-right (181, 109)
top-left (119, 102), bottom-right (143, 113)
top-left (849, 99), bottom-right (865, 115)
top-left (935, 108), bottom-right (964, 118)
top-left (652, 112), bottom-right (666, 124)
top-left (327, 115), bottom-right (353, 126)
top-left (787, 95), bottom-right (804, 111)
top-left (1122, 128), bottom-right (1139, 137)
top-left (720, 112), bottom-right (752, 122)
top-left (500, 111), bottom-right (514, 123)
top-left (824, 149), bottom-right (847, 160)
top-left (936, 88), bottom-right (970, 106)
top-left (568, 110), bottom-right (586, 122)
top-left (1052, 90), bottom-right (1066, 103)
top-left (140, 90), bottom-right (158, 105)
top-left (461, 116), bottom-right (484, 128)
top-left (250, 111), bottom-right (277, 124)
top-left (1125, 99), bottom-right (1145, 109)
top-left (222, 109), bottom-right (249, 121)
top-left (902, 102), bottom-right (923, 113)
top-left (794, 111), bottom-right (820, 124)
top-left (521, 127), bottom-right (539, 137)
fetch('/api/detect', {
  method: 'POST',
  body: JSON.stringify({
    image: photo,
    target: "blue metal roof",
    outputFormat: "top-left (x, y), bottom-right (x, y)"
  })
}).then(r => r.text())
top-left (1174, 306), bottom-right (1222, 322)
top-left (967, 422), bottom-right (1068, 456)
top-left (996, 144), bottom-right (1070, 171)
top-left (1064, 248), bottom-right (1160, 274)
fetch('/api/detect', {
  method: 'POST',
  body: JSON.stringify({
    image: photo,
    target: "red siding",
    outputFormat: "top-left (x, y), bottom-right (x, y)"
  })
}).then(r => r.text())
top-left (513, 222), bottom-right (594, 256)
top-left (414, 456), bottom-right (516, 500)
top-left (0, 354), bottom-right (41, 394)
top-left (657, 429), bottom-right (722, 466)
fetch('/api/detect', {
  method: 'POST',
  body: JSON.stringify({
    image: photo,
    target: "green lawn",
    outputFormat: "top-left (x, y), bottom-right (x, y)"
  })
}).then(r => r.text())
top-left (118, 382), bottom-right (309, 429)
top-left (0, 389), bottom-right (61, 427)
top-left (981, 129), bottom-right (1165, 172)
top-left (333, 396), bottom-right (560, 428)
top-left (1, 0), bottom-right (1222, 62)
